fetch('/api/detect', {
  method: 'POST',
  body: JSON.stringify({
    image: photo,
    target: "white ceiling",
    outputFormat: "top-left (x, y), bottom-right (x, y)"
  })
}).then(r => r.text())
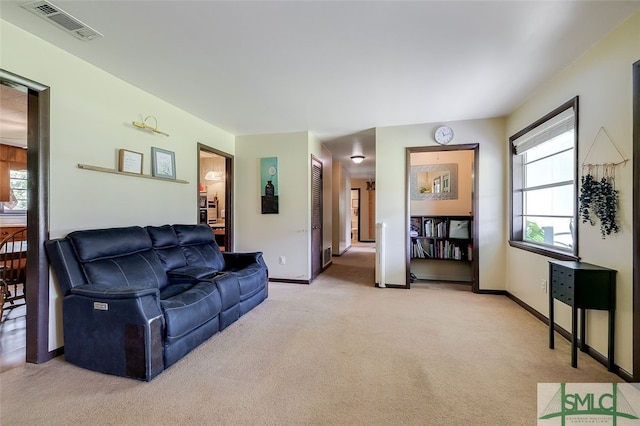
top-left (2, 1), bottom-right (639, 179)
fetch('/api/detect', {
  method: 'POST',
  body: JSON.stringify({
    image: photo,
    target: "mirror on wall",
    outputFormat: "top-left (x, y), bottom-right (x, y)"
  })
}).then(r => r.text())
top-left (410, 164), bottom-right (458, 200)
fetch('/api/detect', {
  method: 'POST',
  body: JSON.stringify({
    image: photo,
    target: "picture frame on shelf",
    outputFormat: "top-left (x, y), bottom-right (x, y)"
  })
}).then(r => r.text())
top-left (118, 149), bottom-right (143, 174)
top-left (151, 147), bottom-right (176, 179)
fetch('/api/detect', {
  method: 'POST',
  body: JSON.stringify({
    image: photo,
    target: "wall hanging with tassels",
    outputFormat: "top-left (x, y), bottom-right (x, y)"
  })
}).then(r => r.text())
top-left (579, 127), bottom-right (627, 238)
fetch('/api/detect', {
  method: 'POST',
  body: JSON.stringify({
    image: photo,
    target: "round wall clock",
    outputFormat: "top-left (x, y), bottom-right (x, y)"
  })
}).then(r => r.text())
top-left (434, 125), bottom-right (454, 145)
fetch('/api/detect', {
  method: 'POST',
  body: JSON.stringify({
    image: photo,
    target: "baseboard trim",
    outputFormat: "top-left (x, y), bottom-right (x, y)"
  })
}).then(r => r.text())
top-left (269, 278), bottom-right (311, 285)
top-left (321, 261), bottom-right (333, 271)
top-left (476, 289), bottom-right (507, 295)
top-left (505, 291), bottom-right (627, 380)
top-left (377, 283), bottom-right (407, 289)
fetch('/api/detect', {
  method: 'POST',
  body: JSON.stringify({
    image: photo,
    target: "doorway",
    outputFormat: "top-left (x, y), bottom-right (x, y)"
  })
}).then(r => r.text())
top-left (198, 144), bottom-right (233, 251)
top-left (406, 144), bottom-right (479, 291)
top-left (350, 188), bottom-right (360, 242)
top-left (0, 69), bottom-right (52, 365)
top-left (311, 156), bottom-right (323, 280)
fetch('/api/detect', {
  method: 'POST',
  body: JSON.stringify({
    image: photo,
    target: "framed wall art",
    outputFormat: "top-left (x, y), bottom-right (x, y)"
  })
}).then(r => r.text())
top-left (151, 147), bottom-right (176, 180)
top-left (118, 149), bottom-right (143, 174)
top-left (260, 157), bottom-right (279, 214)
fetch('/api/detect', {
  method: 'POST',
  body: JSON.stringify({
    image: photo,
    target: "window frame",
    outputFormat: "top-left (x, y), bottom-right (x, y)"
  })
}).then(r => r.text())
top-left (509, 97), bottom-right (579, 261)
top-left (0, 167), bottom-right (28, 215)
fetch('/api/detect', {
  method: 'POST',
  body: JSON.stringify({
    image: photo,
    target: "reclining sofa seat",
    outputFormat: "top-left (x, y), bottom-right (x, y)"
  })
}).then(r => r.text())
top-left (45, 224), bottom-right (269, 381)
top-left (146, 224), bottom-right (269, 329)
top-left (44, 226), bottom-right (223, 381)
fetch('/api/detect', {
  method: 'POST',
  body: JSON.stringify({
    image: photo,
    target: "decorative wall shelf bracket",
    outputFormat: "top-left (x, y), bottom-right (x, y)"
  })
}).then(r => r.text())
top-left (77, 163), bottom-right (189, 184)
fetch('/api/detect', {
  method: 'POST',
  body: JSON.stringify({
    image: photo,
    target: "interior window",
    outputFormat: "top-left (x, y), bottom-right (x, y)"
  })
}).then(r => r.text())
top-left (510, 97), bottom-right (578, 259)
top-left (1, 168), bottom-right (27, 214)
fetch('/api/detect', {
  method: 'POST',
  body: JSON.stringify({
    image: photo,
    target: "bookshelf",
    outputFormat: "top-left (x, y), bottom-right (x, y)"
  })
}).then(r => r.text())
top-left (410, 216), bottom-right (473, 261)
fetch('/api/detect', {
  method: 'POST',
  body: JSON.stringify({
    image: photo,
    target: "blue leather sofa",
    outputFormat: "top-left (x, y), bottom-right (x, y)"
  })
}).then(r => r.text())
top-left (44, 224), bottom-right (268, 381)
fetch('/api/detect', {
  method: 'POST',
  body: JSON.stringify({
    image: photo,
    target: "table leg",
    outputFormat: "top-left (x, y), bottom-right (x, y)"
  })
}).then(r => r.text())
top-left (580, 308), bottom-right (587, 353)
top-left (571, 306), bottom-right (578, 368)
top-left (608, 309), bottom-right (615, 372)
top-left (549, 270), bottom-right (554, 349)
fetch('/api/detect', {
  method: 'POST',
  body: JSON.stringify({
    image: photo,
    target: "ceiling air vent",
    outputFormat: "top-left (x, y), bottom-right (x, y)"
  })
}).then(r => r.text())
top-left (21, 0), bottom-right (103, 41)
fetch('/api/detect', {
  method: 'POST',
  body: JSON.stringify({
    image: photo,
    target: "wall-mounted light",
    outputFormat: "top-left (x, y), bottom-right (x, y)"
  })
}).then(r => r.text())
top-left (132, 115), bottom-right (169, 137)
top-left (350, 155), bottom-right (365, 164)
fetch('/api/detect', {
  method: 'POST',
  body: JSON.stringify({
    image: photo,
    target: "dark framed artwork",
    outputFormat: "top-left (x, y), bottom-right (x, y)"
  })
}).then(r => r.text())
top-left (151, 147), bottom-right (176, 179)
top-left (260, 157), bottom-right (279, 214)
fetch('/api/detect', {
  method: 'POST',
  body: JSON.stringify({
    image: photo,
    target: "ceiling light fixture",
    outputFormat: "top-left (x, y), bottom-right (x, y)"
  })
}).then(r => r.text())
top-left (205, 170), bottom-right (223, 181)
top-left (350, 155), bottom-right (365, 164)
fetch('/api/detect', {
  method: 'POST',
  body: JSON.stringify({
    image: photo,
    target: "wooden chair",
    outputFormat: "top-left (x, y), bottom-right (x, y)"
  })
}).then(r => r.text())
top-left (0, 228), bottom-right (27, 320)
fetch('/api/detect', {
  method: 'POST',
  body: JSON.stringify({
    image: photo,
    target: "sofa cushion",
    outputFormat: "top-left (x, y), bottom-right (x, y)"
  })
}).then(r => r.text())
top-left (67, 227), bottom-right (169, 289)
top-left (160, 281), bottom-right (222, 339)
top-left (173, 224), bottom-right (226, 271)
top-left (68, 226), bottom-right (151, 262)
top-left (146, 225), bottom-right (187, 271)
top-left (232, 264), bottom-right (268, 298)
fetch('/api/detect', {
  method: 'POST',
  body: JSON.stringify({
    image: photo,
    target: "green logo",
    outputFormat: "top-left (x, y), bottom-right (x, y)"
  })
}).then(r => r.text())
top-left (539, 383), bottom-right (639, 425)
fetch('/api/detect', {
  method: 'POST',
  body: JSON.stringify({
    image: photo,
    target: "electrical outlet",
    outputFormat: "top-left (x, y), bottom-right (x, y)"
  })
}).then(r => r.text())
top-left (279, 256), bottom-right (286, 265)
top-left (541, 279), bottom-right (548, 293)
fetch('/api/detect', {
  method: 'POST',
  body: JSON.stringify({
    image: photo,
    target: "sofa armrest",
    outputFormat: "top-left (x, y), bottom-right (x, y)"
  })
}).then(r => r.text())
top-left (63, 286), bottom-right (164, 381)
top-left (70, 284), bottom-right (159, 300)
top-left (222, 252), bottom-right (266, 269)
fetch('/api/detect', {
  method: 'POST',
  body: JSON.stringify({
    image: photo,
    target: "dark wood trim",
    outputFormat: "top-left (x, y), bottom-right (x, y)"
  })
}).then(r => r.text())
top-left (475, 289), bottom-right (507, 295)
top-left (311, 155), bottom-right (323, 280)
top-left (376, 283), bottom-right (406, 289)
top-left (633, 59), bottom-right (640, 382)
top-left (351, 187), bottom-right (361, 241)
top-left (406, 144), bottom-right (480, 291)
top-left (506, 291), bottom-right (630, 380)
top-left (508, 97), bottom-right (579, 258)
top-left (27, 85), bottom-right (52, 363)
top-left (269, 278), bottom-right (311, 285)
top-left (1, 70), bottom-right (52, 363)
top-left (197, 143), bottom-right (233, 251)
top-left (507, 240), bottom-right (579, 261)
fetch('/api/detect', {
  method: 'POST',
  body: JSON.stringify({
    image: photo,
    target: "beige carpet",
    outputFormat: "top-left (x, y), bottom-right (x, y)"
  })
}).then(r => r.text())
top-left (0, 244), bottom-right (621, 425)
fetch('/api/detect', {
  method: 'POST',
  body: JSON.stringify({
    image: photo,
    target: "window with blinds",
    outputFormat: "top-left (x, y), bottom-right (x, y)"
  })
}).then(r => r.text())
top-left (510, 97), bottom-right (578, 258)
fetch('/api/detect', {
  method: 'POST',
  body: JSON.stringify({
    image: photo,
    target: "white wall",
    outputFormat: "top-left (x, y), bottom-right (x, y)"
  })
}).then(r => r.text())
top-left (332, 161), bottom-right (351, 255)
top-left (1, 20), bottom-right (235, 350)
top-left (375, 118), bottom-right (506, 289)
top-left (505, 10), bottom-right (639, 374)
top-left (235, 131), bottom-right (311, 281)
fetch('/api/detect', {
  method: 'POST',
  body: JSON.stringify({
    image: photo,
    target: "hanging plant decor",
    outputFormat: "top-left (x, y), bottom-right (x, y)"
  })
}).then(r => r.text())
top-left (578, 165), bottom-right (620, 239)
top-left (578, 173), bottom-right (597, 225)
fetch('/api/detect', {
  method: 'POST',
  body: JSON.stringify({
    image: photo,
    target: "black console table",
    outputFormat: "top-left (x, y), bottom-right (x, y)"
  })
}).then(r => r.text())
top-left (548, 260), bottom-right (616, 371)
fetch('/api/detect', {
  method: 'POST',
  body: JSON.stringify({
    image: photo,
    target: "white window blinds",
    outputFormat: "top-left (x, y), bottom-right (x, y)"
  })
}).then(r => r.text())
top-left (512, 108), bottom-right (575, 155)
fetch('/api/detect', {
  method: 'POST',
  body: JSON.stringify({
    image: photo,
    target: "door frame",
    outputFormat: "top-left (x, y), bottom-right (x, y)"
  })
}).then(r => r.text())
top-left (632, 59), bottom-right (639, 382)
top-left (405, 144), bottom-right (480, 292)
top-left (350, 188), bottom-right (361, 242)
top-left (311, 155), bottom-right (323, 280)
top-left (197, 143), bottom-right (234, 251)
top-left (1, 69), bottom-right (54, 363)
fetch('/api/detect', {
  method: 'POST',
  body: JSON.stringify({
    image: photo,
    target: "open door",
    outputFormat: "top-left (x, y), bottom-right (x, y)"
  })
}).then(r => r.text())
top-left (198, 144), bottom-right (233, 251)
